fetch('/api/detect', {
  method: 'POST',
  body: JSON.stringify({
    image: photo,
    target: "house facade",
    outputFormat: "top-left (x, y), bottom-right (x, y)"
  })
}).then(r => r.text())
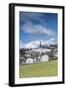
top-left (20, 42), bottom-right (58, 64)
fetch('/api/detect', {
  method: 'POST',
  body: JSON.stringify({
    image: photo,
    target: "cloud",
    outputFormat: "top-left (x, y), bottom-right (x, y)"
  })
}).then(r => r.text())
top-left (20, 40), bottom-right (25, 48)
top-left (20, 12), bottom-right (55, 36)
top-left (21, 21), bottom-right (54, 36)
top-left (20, 12), bottom-right (44, 23)
top-left (20, 38), bottom-right (56, 49)
top-left (25, 40), bottom-right (40, 48)
top-left (42, 38), bottom-right (56, 45)
top-left (24, 38), bottom-right (56, 48)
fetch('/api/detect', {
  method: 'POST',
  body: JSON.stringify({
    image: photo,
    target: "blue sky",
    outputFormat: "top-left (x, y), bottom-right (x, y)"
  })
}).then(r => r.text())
top-left (19, 12), bottom-right (58, 48)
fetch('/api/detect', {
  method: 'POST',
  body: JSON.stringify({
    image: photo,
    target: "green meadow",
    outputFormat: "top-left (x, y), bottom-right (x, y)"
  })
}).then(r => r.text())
top-left (19, 60), bottom-right (58, 78)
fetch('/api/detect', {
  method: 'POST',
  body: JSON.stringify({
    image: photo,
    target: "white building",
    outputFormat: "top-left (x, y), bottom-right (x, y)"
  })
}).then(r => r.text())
top-left (20, 41), bottom-right (58, 64)
top-left (26, 58), bottom-right (33, 64)
top-left (41, 55), bottom-right (49, 62)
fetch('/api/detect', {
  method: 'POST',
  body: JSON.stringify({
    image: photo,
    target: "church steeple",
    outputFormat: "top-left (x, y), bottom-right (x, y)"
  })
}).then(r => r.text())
top-left (40, 40), bottom-right (41, 48)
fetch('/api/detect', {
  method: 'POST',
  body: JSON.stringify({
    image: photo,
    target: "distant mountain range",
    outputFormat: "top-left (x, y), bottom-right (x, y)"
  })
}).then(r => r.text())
top-left (20, 40), bottom-right (57, 49)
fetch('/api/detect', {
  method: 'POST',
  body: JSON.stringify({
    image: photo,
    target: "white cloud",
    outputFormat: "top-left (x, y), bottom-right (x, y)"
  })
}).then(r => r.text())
top-left (20, 12), bottom-right (44, 23)
top-left (24, 38), bottom-right (56, 48)
top-left (25, 40), bottom-right (40, 48)
top-left (50, 38), bottom-right (55, 41)
top-left (20, 38), bottom-right (56, 49)
top-left (21, 21), bottom-right (54, 36)
top-left (20, 40), bottom-right (25, 48)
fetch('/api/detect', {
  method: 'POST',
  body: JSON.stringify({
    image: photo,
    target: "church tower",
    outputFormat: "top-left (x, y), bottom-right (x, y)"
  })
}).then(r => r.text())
top-left (40, 40), bottom-right (41, 48)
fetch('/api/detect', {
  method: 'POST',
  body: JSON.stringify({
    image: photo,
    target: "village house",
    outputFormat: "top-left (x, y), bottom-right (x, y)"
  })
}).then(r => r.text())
top-left (20, 41), bottom-right (58, 64)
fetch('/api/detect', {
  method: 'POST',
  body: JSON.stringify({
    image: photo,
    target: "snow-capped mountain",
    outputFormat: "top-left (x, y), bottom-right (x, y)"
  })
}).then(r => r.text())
top-left (20, 38), bottom-right (57, 49)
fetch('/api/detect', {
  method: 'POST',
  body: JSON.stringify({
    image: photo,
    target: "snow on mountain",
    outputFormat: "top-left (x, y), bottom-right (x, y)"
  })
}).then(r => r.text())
top-left (25, 40), bottom-right (40, 48)
top-left (24, 39), bottom-right (56, 48)
top-left (20, 38), bottom-right (56, 49)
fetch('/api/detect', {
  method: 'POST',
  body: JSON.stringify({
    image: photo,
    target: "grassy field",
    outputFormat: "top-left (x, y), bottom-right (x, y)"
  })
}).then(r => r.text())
top-left (19, 60), bottom-right (58, 78)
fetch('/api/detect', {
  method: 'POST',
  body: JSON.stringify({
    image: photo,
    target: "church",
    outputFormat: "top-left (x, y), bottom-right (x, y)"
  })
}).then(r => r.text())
top-left (20, 41), bottom-right (58, 64)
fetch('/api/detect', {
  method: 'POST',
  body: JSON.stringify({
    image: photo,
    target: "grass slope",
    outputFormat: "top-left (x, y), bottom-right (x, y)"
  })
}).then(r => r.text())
top-left (19, 60), bottom-right (58, 78)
